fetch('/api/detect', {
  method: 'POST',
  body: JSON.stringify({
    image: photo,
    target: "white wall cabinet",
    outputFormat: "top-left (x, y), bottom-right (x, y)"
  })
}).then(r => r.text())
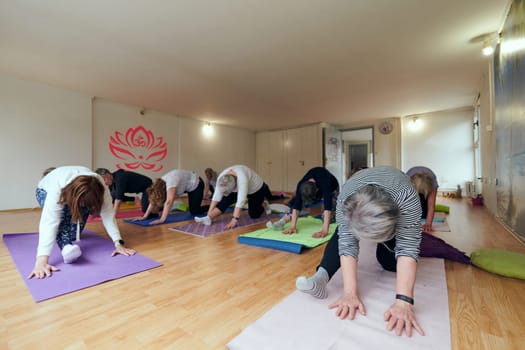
top-left (256, 124), bottom-right (322, 191)
top-left (256, 130), bottom-right (285, 192)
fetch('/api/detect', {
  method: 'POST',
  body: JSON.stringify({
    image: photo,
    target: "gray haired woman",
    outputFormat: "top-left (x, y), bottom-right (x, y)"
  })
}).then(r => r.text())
top-left (298, 166), bottom-right (424, 337)
top-left (195, 165), bottom-right (273, 229)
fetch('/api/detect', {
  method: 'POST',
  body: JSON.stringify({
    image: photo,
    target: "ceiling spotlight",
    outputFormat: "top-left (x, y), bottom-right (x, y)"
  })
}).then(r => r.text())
top-left (482, 41), bottom-right (495, 56)
top-left (202, 122), bottom-right (214, 137)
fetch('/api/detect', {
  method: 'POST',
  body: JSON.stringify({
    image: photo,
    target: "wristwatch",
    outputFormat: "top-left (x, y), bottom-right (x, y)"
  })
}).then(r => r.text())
top-left (115, 239), bottom-right (125, 246)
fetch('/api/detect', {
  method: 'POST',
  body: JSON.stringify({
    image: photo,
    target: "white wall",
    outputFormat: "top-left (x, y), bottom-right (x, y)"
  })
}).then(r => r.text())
top-left (401, 109), bottom-right (475, 192)
top-left (0, 76), bottom-right (256, 211)
top-left (93, 98), bottom-right (255, 182)
top-left (0, 74), bottom-right (92, 210)
top-left (178, 116), bottom-right (256, 178)
top-left (93, 98), bottom-right (181, 180)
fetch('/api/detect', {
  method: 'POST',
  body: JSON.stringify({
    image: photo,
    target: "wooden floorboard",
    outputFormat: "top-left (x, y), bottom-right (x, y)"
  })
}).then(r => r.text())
top-left (1, 198), bottom-right (524, 349)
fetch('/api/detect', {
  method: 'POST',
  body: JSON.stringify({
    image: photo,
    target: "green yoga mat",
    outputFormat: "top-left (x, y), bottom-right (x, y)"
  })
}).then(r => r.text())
top-left (238, 217), bottom-right (336, 253)
top-left (435, 204), bottom-right (450, 213)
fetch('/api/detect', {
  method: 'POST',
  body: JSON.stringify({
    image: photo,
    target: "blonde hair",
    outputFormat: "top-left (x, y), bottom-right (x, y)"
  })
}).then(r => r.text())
top-left (343, 185), bottom-right (399, 243)
top-left (147, 179), bottom-right (167, 211)
top-left (410, 173), bottom-right (434, 199)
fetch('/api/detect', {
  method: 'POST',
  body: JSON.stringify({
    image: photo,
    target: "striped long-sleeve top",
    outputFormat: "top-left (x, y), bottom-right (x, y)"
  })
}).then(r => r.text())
top-left (336, 166), bottom-right (422, 261)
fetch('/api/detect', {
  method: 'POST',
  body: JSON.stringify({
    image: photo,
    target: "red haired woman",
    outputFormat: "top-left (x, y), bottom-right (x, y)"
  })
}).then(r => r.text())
top-left (29, 166), bottom-right (136, 279)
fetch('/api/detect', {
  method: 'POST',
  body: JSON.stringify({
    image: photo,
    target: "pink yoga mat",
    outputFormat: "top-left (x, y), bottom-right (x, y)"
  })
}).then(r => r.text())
top-left (87, 209), bottom-right (143, 222)
top-left (3, 230), bottom-right (161, 302)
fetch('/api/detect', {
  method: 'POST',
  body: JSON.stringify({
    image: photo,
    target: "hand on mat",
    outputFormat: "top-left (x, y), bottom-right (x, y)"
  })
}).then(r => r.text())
top-left (282, 227), bottom-right (297, 235)
top-left (112, 245), bottom-right (136, 257)
top-left (149, 219), bottom-right (164, 225)
top-left (311, 230), bottom-right (328, 238)
top-left (225, 219), bottom-right (238, 230)
top-left (130, 215), bottom-right (147, 222)
top-left (384, 300), bottom-right (425, 337)
top-left (422, 222), bottom-right (433, 232)
top-left (28, 256), bottom-right (60, 279)
top-left (328, 293), bottom-right (366, 320)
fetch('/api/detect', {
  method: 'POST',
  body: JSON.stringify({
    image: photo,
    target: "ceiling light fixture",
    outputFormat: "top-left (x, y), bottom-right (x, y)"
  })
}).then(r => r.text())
top-left (407, 116), bottom-right (422, 131)
top-left (482, 41), bottom-right (495, 56)
top-left (481, 33), bottom-right (500, 56)
top-left (202, 122), bottom-right (214, 137)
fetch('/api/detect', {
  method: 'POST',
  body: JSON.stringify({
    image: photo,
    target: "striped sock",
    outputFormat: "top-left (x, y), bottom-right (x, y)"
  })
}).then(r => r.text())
top-left (296, 266), bottom-right (329, 299)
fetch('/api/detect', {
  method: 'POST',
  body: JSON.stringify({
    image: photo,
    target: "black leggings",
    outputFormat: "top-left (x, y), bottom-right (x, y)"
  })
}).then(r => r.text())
top-left (187, 178), bottom-right (210, 215)
top-left (318, 228), bottom-right (397, 278)
top-left (216, 183), bottom-right (271, 218)
top-left (419, 193), bottom-right (428, 219)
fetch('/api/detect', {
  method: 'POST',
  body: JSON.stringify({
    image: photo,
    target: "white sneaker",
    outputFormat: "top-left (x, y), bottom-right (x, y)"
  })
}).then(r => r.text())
top-left (195, 215), bottom-right (212, 226)
top-left (62, 244), bottom-right (82, 264)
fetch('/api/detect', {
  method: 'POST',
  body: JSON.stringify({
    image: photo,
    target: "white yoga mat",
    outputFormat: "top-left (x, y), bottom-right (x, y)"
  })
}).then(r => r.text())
top-left (228, 240), bottom-right (451, 350)
top-left (430, 220), bottom-right (451, 232)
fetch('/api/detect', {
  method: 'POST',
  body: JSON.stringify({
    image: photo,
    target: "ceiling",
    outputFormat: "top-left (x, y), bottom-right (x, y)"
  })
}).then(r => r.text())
top-left (0, 1), bottom-right (509, 132)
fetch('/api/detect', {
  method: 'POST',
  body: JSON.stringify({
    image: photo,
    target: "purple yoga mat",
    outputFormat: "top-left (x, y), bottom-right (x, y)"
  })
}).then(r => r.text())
top-left (169, 212), bottom-right (280, 238)
top-left (420, 232), bottom-right (471, 264)
top-left (3, 230), bottom-right (162, 302)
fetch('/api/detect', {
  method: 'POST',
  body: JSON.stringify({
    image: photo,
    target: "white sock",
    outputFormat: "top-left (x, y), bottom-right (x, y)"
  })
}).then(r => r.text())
top-left (194, 215), bottom-right (212, 226)
top-left (266, 217), bottom-right (286, 230)
top-left (62, 244), bottom-right (82, 264)
top-left (263, 201), bottom-right (272, 215)
top-left (296, 266), bottom-right (329, 299)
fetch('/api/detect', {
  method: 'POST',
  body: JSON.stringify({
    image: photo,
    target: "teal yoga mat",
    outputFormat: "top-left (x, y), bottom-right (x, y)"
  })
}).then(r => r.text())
top-left (238, 216), bottom-right (336, 253)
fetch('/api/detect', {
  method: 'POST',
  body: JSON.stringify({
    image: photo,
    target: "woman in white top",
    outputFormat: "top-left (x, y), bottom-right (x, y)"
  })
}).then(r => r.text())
top-left (195, 165), bottom-right (272, 229)
top-left (30, 166), bottom-right (136, 279)
top-left (140, 169), bottom-right (209, 224)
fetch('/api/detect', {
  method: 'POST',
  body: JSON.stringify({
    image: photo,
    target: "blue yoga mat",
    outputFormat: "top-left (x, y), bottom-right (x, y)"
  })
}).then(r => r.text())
top-left (237, 236), bottom-right (304, 254)
top-left (124, 212), bottom-right (195, 226)
top-left (422, 217), bottom-right (445, 223)
top-left (125, 207), bottom-right (235, 226)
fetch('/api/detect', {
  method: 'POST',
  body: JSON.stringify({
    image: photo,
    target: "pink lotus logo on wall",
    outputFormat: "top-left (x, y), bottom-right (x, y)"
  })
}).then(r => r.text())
top-left (109, 125), bottom-right (168, 172)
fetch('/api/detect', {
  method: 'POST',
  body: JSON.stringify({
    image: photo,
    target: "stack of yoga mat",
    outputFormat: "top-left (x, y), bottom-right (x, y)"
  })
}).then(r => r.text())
top-left (238, 216), bottom-right (336, 253)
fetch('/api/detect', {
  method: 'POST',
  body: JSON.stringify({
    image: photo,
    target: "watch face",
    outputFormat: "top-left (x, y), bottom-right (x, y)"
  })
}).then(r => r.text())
top-left (379, 121), bottom-right (393, 135)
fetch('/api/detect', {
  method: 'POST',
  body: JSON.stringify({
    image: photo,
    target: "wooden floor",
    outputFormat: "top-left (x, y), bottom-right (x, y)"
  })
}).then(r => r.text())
top-left (1, 198), bottom-right (524, 349)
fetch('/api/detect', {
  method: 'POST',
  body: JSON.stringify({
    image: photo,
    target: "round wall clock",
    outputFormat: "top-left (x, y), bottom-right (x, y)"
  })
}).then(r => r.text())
top-left (378, 121), bottom-right (394, 135)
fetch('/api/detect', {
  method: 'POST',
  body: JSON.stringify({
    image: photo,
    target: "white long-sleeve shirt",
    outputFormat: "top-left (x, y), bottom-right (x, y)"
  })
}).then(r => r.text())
top-left (37, 166), bottom-right (121, 257)
top-left (212, 165), bottom-right (264, 208)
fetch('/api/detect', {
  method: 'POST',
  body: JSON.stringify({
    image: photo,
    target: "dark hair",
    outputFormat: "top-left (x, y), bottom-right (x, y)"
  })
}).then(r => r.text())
top-left (95, 168), bottom-right (112, 177)
top-left (59, 176), bottom-right (105, 222)
top-left (42, 167), bottom-right (56, 177)
top-left (300, 181), bottom-right (319, 206)
top-left (204, 168), bottom-right (217, 179)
